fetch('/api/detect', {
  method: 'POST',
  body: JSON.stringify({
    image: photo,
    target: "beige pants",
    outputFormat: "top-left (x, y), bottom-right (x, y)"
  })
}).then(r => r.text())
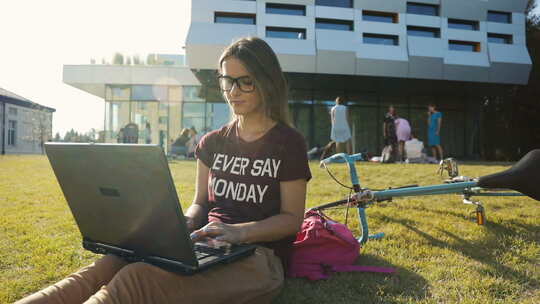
top-left (16, 247), bottom-right (283, 304)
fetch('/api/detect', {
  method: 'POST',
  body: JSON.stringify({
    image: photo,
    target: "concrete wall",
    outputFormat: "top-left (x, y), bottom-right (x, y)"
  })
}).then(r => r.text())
top-left (2, 102), bottom-right (53, 154)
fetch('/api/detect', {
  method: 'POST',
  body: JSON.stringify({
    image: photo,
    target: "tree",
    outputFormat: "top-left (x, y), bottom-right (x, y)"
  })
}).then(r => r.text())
top-left (22, 103), bottom-right (53, 154)
top-left (54, 132), bottom-right (61, 142)
top-left (112, 52), bottom-right (124, 65)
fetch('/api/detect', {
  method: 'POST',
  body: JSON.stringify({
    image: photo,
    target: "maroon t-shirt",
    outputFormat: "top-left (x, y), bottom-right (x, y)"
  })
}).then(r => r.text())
top-left (195, 121), bottom-right (311, 264)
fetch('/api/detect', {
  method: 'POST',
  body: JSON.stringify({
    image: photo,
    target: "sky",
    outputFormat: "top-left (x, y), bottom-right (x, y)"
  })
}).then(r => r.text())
top-left (0, 1), bottom-right (538, 136)
top-left (0, 0), bottom-right (191, 136)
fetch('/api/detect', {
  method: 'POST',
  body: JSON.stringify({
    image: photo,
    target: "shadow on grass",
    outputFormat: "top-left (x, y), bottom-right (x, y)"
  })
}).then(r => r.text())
top-left (274, 255), bottom-right (429, 304)
top-left (456, 161), bottom-right (515, 167)
top-left (379, 209), bottom-right (539, 301)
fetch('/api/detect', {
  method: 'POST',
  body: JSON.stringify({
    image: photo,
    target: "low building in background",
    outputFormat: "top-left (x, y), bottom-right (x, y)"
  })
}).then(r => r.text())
top-left (63, 54), bottom-right (229, 152)
top-left (0, 87), bottom-right (55, 154)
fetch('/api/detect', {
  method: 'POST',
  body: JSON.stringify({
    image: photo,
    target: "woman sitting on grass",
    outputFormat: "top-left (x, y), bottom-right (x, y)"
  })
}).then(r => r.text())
top-left (17, 37), bottom-right (311, 304)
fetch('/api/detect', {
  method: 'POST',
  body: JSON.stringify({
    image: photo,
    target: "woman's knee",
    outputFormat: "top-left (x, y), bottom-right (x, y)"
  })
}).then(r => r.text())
top-left (105, 262), bottom-right (158, 297)
top-left (114, 262), bottom-right (154, 278)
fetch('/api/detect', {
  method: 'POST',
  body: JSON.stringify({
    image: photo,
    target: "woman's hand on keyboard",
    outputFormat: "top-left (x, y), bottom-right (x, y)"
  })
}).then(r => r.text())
top-left (190, 221), bottom-right (244, 244)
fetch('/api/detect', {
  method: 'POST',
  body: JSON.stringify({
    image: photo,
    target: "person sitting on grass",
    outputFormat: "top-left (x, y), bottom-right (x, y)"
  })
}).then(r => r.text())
top-left (170, 128), bottom-right (191, 158)
top-left (16, 36), bottom-right (311, 304)
top-left (404, 132), bottom-right (425, 163)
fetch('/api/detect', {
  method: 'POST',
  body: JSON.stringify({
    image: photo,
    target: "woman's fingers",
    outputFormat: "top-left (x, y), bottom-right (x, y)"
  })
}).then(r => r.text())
top-left (189, 222), bottom-right (243, 245)
top-left (190, 223), bottom-right (226, 242)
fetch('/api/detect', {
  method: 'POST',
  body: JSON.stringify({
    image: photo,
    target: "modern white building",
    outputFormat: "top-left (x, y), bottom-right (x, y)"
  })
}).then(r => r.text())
top-left (63, 0), bottom-right (532, 158)
top-left (185, 0), bottom-right (532, 157)
top-left (63, 55), bottom-right (231, 151)
top-left (0, 87), bottom-right (55, 154)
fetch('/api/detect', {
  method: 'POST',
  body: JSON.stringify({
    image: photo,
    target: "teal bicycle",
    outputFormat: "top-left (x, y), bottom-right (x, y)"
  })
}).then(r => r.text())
top-left (310, 150), bottom-right (540, 244)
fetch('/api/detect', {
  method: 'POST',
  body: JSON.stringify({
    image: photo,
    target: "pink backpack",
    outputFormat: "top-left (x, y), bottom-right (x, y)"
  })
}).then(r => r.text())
top-left (288, 210), bottom-right (395, 280)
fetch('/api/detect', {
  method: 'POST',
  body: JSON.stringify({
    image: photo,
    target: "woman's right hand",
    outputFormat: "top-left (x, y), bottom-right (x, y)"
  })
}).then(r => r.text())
top-left (185, 216), bottom-right (195, 232)
top-left (190, 222), bottom-right (245, 244)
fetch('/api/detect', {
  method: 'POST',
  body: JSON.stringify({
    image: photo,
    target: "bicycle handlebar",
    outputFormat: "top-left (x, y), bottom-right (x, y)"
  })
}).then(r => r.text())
top-left (320, 153), bottom-right (364, 189)
top-left (320, 153), bottom-right (364, 165)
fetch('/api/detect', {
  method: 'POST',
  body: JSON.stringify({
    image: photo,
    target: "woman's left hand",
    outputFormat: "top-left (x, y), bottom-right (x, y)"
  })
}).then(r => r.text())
top-left (190, 221), bottom-right (245, 244)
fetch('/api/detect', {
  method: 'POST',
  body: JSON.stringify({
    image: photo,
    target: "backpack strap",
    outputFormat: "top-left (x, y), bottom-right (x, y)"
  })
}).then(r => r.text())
top-left (332, 265), bottom-right (395, 274)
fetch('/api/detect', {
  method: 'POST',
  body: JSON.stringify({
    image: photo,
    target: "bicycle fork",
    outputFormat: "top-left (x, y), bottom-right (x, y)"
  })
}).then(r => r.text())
top-left (463, 196), bottom-right (486, 225)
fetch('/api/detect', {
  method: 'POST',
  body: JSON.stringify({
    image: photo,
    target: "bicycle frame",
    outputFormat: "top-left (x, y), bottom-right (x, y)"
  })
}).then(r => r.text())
top-left (316, 153), bottom-right (524, 244)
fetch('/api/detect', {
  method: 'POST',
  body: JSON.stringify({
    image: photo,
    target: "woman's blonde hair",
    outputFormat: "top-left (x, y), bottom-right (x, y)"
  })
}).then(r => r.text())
top-left (218, 37), bottom-right (291, 126)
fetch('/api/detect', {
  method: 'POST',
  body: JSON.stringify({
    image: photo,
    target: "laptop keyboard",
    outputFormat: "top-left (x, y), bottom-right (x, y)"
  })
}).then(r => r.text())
top-left (194, 244), bottom-right (230, 260)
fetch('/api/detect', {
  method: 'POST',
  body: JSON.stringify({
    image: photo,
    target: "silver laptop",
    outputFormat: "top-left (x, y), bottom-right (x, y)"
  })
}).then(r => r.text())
top-left (44, 143), bottom-right (256, 275)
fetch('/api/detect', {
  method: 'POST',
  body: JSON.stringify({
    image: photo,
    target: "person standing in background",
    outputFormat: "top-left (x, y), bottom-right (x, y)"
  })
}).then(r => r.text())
top-left (330, 96), bottom-right (352, 154)
top-left (394, 115), bottom-right (411, 162)
top-left (186, 127), bottom-right (202, 158)
top-left (116, 128), bottom-right (124, 144)
top-left (382, 105), bottom-right (398, 162)
top-left (427, 104), bottom-right (444, 161)
top-left (144, 122), bottom-right (152, 144)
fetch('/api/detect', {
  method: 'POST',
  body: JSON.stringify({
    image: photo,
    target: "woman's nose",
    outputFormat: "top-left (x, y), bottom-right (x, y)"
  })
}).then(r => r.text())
top-left (230, 82), bottom-right (242, 97)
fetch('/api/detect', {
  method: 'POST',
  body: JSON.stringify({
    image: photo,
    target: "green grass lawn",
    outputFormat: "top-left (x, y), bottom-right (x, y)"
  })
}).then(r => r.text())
top-left (1, 155), bottom-right (539, 303)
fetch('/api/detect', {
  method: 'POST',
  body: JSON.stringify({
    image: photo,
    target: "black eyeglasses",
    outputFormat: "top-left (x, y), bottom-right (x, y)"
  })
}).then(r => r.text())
top-left (217, 75), bottom-right (255, 93)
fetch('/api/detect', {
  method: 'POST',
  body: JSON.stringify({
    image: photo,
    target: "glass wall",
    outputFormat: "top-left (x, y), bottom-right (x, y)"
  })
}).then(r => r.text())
top-left (105, 85), bottom-right (175, 150)
top-left (177, 86), bottom-right (232, 142)
top-left (288, 90), bottom-right (471, 157)
top-left (104, 83), bottom-right (473, 157)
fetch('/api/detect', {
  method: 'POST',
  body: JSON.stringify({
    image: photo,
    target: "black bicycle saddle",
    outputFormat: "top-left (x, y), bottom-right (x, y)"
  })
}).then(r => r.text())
top-left (477, 149), bottom-right (540, 201)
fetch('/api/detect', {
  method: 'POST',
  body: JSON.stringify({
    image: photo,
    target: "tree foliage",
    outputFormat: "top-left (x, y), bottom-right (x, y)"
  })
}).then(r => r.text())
top-left (112, 52), bottom-right (124, 65)
top-left (481, 0), bottom-right (540, 161)
top-left (61, 129), bottom-right (97, 143)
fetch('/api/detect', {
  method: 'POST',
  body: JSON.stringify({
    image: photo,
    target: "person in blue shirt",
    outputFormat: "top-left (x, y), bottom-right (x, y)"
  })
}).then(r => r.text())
top-left (427, 104), bottom-right (444, 160)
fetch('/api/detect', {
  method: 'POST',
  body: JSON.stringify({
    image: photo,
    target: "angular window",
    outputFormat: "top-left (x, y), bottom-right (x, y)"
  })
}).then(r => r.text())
top-left (182, 103), bottom-right (206, 133)
top-left (488, 33), bottom-right (513, 44)
top-left (106, 86), bottom-right (130, 101)
top-left (407, 2), bottom-right (438, 16)
top-left (315, 18), bottom-right (353, 31)
top-left (214, 12), bottom-right (256, 25)
top-left (407, 26), bottom-right (440, 38)
top-left (137, 102), bottom-right (147, 110)
top-left (448, 19), bottom-right (479, 31)
top-left (159, 102), bottom-right (168, 111)
top-left (266, 3), bottom-right (305, 16)
top-left (183, 86), bottom-right (204, 102)
top-left (449, 40), bottom-right (480, 52)
top-left (315, 0), bottom-right (352, 8)
top-left (8, 120), bottom-right (16, 146)
top-left (363, 33), bottom-right (399, 45)
top-left (132, 85), bottom-right (167, 101)
top-left (488, 11), bottom-right (512, 23)
top-left (266, 27), bottom-right (306, 39)
top-left (363, 10), bottom-right (398, 23)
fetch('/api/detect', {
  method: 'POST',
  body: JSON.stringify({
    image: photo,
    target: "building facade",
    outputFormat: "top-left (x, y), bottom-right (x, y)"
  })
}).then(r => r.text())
top-left (64, 0), bottom-right (532, 158)
top-left (185, 0), bottom-right (532, 158)
top-left (0, 88), bottom-right (55, 154)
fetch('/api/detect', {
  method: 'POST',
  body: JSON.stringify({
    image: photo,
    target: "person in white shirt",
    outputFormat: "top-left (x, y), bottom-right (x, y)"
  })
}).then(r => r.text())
top-left (405, 133), bottom-right (425, 162)
top-left (330, 96), bottom-right (352, 154)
